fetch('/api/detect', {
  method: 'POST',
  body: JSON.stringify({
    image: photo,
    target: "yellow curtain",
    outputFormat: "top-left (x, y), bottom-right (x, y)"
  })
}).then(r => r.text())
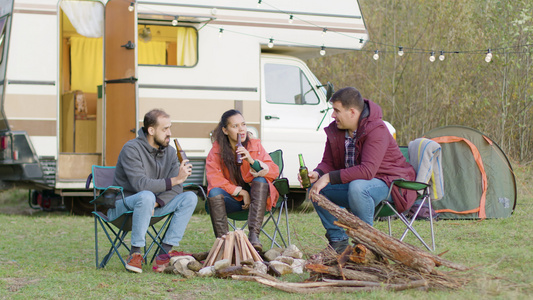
top-left (138, 40), bottom-right (166, 65)
top-left (177, 27), bottom-right (197, 66)
top-left (70, 36), bottom-right (103, 93)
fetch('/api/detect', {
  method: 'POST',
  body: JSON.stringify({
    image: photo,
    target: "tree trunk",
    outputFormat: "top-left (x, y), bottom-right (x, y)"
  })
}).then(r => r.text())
top-left (312, 193), bottom-right (467, 274)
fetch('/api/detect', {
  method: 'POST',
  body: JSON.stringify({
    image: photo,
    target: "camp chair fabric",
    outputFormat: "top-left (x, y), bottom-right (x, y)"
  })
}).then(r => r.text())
top-left (226, 149), bottom-right (291, 249)
top-left (408, 138), bottom-right (444, 200)
top-left (88, 165), bottom-right (174, 269)
top-left (374, 141), bottom-right (440, 251)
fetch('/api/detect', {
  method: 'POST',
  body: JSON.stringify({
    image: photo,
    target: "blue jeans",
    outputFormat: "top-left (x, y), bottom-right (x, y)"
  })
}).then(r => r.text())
top-left (312, 178), bottom-right (390, 242)
top-left (107, 190), bottom-right (197, 248)
top-left (207, 177), bottom-right (267, 214)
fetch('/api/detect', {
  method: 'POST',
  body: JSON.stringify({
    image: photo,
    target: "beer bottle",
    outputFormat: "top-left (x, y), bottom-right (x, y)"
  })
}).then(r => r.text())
top-left (174, 139), bottom-right (188, 162)
top-left (236, 134), bottom-right (243, 166)
top-left (299, 154), bottom-right (311, 188)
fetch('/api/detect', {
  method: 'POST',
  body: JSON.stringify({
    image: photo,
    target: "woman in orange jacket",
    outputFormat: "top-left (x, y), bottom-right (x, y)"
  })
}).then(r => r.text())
top-left (206, 109), bottom-right (279, 251)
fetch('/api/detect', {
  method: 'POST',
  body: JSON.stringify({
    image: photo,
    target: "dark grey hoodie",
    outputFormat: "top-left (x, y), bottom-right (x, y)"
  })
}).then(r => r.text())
top-left (113, 128), bottom-right (183, 207)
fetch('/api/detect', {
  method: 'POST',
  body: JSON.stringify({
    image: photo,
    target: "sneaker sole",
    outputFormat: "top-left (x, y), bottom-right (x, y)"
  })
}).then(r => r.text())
top-left (125, 264), bottom-right (143, 273)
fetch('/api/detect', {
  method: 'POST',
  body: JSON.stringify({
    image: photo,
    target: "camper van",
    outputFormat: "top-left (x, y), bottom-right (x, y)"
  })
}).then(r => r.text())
top-left (0, 0), bottom-right (370, 213)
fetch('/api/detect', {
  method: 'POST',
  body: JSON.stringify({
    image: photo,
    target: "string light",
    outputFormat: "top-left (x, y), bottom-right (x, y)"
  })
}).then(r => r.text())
top-left (485, 49), bottom-right (492, 63)
top-left (128, 2), bottom-right (134, 12)
top-left (172, 16), bottom-right (178, 26)
top-left (218, 28), bottom-right (224, 38)
top-left (194, 1), bottom-right (533, 64)
top-left (320, 46), bottom-right (326, 56)
top-left (439, 51), bottom-right (445, 61)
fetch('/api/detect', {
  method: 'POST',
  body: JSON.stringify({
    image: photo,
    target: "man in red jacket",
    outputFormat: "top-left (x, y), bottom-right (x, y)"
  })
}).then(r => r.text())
top-left (302, 87), bottom-right (416, 253)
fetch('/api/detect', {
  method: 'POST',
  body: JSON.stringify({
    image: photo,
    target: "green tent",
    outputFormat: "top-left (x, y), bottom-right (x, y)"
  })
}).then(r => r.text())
top-left (424, 126), bottom-right (516, 219)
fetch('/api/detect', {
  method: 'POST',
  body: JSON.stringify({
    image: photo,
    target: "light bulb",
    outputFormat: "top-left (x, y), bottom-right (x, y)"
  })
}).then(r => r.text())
top-left (398, 47), bottom-right (404, 56)
top-left (257, 0), bottom-right (262, 7)
top-left (373, 50), bottom-right (379, 60)
top-left (322, 28), bottom-right (327, 36)
top-left (439, 51), bottom-right (445, 61)
top-left (128, 2), bottom-right (134, 12)
top-left (429, 51), bottom-right (435, 62)
top-left (172, 17), bottom-right (178, 26)
top-left (218, 28), bottom-right (224, 38)
top-left (319, 46), bottom-right (326, 56)
top-left (359, 38), bottom-right (364, 44)
top-left (268, 38), bottom-right (274, 48)
top-left (485, 49), bottom-right (492, 63)
top-left (289, 15), bottom-right (294, 24)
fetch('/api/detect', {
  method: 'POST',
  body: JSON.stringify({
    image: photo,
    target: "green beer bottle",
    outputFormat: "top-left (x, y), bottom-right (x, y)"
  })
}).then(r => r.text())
top-left (298, 154), bottom-right (311, 188)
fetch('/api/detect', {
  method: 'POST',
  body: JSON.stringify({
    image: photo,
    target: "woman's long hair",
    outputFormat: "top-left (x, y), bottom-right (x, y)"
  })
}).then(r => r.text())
top-left (212, 109), bottom-right (250, 187)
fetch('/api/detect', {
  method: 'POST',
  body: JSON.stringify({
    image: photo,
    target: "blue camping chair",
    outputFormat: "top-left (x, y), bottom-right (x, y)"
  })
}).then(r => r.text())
top-left (87, 166), bottom-right (174, 269)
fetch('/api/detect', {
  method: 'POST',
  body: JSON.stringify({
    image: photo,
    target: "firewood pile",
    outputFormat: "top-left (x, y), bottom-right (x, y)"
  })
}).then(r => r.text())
top-left (204, 230), bottom-right (262, 267)
top-left (161, 230), bottom-right (306, 278)
top-left (231, 194), bottom-right (471, 293)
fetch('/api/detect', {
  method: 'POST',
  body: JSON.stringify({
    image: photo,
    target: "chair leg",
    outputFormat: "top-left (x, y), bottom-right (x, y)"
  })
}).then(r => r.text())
top-left (384, 201), bottom-right (432, 251)
top-left (96, 216), bottom-right (131, 269)
top-left (94, 215), bottom-right (99, 269)
top-left (428, 196), bottom-right (435, 251)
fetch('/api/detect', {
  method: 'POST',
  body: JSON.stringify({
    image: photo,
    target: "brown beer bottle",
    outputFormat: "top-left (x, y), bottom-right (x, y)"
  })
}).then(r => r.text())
top-left (236, 133), bottom-right (243, 166)
top-left (174, 139), bottom-right (188, 162)
top-left (299, 154), bottom-right (311, 188)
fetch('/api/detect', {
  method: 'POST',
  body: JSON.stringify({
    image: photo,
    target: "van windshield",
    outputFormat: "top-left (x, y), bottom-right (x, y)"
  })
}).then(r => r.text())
top-left (264, 63), bottom-right (319, 105)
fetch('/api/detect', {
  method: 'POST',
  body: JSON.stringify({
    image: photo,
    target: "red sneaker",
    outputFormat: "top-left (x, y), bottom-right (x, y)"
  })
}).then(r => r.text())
top-left (126, 253), bottom-right (144, 273)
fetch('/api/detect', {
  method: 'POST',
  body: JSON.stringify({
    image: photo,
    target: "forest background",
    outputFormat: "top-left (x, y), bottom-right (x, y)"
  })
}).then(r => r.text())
top-left (307, 0), bottom-right (532, 164)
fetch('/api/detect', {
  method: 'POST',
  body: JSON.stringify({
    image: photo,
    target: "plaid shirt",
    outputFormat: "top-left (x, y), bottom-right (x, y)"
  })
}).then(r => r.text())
top-left (345, 130), bottom-right (357, 168)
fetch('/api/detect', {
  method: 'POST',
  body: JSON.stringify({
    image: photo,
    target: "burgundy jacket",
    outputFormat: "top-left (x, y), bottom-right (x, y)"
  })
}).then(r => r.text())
top-left (315, 99), bottom-right (417, 213)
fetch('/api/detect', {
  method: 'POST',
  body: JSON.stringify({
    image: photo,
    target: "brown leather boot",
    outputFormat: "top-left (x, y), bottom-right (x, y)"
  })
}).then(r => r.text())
top-left (247, 181), bottom-right (269, 252)
top-left (207, 195), bottom-right (229, 238)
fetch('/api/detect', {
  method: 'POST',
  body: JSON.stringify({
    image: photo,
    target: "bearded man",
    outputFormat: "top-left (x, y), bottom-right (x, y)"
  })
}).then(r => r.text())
top-left (107, 109), bottom-right (197, 273)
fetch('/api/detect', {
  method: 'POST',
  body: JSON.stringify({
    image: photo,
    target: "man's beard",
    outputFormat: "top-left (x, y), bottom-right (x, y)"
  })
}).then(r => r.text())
top-left (155, 135), bottom-right (170, 148)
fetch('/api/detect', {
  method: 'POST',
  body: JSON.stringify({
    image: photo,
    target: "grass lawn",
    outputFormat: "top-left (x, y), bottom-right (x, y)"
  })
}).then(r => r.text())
top-left (0, 164), bottom-right (532, 299)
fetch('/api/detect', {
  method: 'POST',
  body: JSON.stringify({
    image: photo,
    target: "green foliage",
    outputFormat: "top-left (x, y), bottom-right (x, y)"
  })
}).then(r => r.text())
top-left (308, 0), bottom-right (533, 163)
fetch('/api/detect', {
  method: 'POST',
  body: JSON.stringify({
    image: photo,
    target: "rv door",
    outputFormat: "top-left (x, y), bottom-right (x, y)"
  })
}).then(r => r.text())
top-left (104, 0), bottom-right (137, 166)
top-left (0, 0), bottom-right (11, 131)
top-left (260, 54), bottom-right (330, 187)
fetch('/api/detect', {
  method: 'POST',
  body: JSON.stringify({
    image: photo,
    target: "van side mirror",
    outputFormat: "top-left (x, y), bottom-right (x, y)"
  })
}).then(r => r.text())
top-left (326, 82), bottom-right (334, 101)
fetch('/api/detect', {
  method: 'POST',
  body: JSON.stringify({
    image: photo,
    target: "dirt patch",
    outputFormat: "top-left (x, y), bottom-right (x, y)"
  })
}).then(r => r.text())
top-left (1, 277), bottom-right (42, 292)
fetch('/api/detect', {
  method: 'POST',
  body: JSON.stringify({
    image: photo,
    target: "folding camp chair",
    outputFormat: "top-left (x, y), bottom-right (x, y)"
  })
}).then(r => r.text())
top-left (87, 165), bottom-right (175, 269)
top-left (374, 141), bottom-right (441, 252)
top-left (226, 149), bottom-right (291, 249)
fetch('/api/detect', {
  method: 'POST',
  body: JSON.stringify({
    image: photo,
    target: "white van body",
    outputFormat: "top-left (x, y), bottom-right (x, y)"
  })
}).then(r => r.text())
top-left (0, 0), bottom-right (369, 211)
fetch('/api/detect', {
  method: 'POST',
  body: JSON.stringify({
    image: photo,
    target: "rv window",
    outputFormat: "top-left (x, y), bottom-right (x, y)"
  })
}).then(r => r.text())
top-left (0, 16), bottom-right (6, 65)
top-left (138, 25), bottom-right (198, 67)
top-left (264, 63), bottom-right (319, 105)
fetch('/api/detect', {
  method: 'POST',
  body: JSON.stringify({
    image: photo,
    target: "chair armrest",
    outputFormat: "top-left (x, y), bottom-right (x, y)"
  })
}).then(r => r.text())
top-left (90, 186), bottom-right (124, 208)
top-left (273, 178), bottom-right (290, 196)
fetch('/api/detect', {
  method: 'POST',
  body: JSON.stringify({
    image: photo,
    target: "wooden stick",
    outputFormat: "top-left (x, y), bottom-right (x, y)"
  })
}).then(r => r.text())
top-left (206, 235), bottom-right (226, 267)
top-left (204, 237), bottom-right (221, 267)
top-left (239, 231), bottom-right (252, 261)
top-left (234, 239), bottom-right (241, 266)
top-left (224, 231), bottom-right (235, 262)
top-left (239, 230), bottom-right (263, 262)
